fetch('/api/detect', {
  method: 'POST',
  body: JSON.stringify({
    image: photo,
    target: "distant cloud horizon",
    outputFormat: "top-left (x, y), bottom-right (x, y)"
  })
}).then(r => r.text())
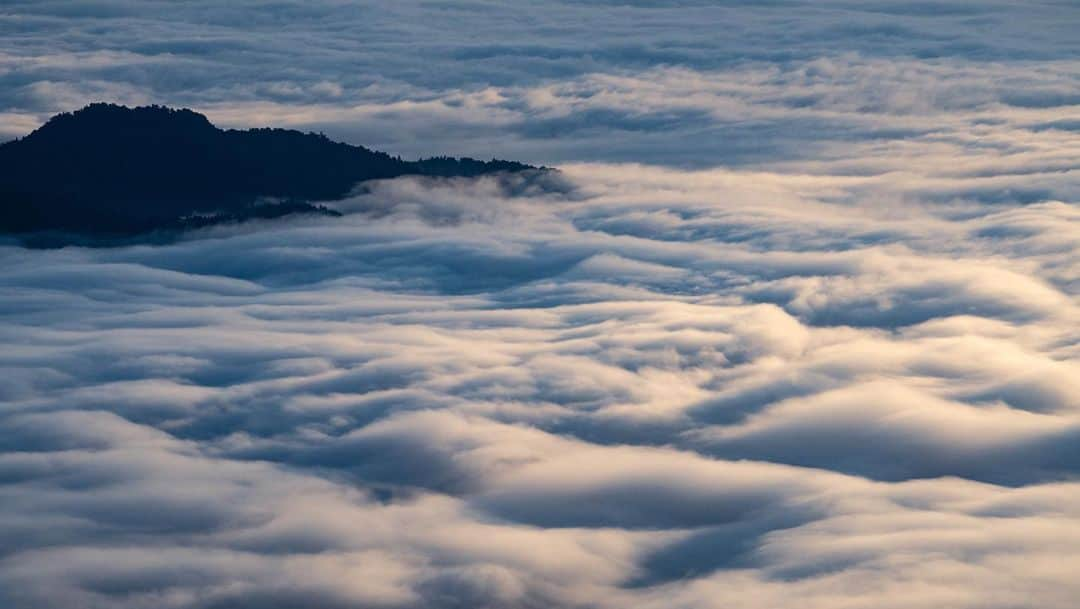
top-left (3, 1), bottom-right (1078, 168)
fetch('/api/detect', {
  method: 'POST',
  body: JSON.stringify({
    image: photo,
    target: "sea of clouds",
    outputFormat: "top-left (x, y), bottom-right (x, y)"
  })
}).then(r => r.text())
top-left (2, 1), bottom-right (1079, 608)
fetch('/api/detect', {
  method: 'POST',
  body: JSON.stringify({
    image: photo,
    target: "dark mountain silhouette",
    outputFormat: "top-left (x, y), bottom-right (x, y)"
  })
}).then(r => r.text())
top-left (0, 103), bottom-right (538, 244)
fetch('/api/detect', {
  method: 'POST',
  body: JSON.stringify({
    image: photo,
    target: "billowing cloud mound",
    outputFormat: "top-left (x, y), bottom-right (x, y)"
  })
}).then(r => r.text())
top-left (2, 1), bottom-right (1079, 608)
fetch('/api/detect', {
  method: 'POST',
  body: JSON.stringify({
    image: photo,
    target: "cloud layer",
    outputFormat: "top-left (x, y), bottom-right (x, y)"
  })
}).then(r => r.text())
top-left (2, 1), bottom-right (1079, 608)
top-left (3, 1), bottom-right (1079, 170)
top-left (2, 160), bottom-right (1077, 607)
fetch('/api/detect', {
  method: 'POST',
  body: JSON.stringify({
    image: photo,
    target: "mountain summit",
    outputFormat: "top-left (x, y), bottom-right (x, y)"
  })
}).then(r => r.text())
top-left (0, 103), bottom-right (537, 243)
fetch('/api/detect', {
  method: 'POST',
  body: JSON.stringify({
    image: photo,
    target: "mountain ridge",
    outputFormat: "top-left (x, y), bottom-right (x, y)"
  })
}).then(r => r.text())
top-left (0, 103), bottom-right (540, 245)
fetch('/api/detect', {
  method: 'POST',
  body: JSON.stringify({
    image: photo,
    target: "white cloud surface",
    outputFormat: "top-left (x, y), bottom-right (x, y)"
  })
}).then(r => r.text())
top-left (2, 1), bottom-right (1079, 608)
top-left (2, 161), bottom-right (1077, 607)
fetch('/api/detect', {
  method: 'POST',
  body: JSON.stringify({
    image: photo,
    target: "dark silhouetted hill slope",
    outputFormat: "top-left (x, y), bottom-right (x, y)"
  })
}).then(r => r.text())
top-left (0, 103), bottom-right (537, 242)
